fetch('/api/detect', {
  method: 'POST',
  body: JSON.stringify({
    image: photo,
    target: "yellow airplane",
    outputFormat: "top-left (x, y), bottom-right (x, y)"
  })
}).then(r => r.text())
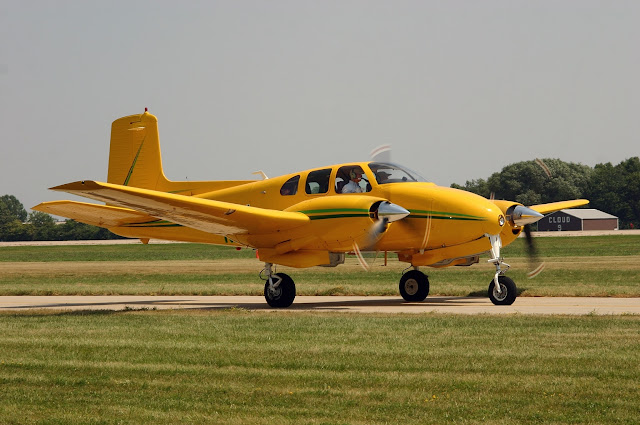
top-left (34, 110), bottom-right (588, 307)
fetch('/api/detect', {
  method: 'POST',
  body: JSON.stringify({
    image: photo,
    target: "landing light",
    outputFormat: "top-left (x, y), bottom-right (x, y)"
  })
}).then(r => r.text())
top-left (498, 215), bottom-right (505, 227)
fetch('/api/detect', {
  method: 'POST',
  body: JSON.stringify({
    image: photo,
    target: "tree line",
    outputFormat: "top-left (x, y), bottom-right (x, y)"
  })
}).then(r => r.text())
top-left (451, 157), bottom-right (640, 229)
top-left (2, 157), bottom-right (638, 241)
top-left (0, 195), bottom-right (122, 242)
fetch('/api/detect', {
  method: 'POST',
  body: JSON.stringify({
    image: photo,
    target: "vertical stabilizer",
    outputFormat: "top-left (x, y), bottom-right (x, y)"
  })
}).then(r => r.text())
top-left (107, 111), bottom-right (171, 190)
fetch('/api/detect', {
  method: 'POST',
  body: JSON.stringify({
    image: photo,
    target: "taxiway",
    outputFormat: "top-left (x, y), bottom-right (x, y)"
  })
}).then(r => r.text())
top-left (1, 295), bottom-right (639, 315)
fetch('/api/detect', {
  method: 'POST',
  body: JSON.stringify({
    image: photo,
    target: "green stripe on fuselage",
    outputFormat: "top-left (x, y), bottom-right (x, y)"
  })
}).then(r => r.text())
top-left (297, 208), bottom-right (370, 221)
top-left (298, 208), bottom-right (369, 214)
top-left (408, 209), bottom-right (487, 221)
top-left (298, 207), bottom-right (486, 222)
top-left (308, 213), bottom-right (370, 220)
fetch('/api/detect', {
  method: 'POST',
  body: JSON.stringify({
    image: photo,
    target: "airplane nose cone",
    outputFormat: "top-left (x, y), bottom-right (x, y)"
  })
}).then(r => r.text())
top-left (509, 205), bottom-right (544, 226)
top-left (377, 201), bottom-right (410, 223)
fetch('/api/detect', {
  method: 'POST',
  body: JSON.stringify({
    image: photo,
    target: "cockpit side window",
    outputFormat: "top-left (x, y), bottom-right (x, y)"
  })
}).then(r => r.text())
top-left (368, 162), bottom-right (426, 184)
top-left (305, 169), bottom-right (331, 194)
top-left (280, 175), bottom-right (299, 196)
top-left (336, 165), bottom-right (371, 193)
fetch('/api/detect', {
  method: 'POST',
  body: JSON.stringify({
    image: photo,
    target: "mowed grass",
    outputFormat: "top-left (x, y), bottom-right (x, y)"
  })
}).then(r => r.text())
top-left (1, 235), bottom-right (639, 297)
top-left (0, 243), bottom-right (257, 262)
top-left (2, 234), bottom-right (639, 262)
top-left (1, 236), bottom-right (640, 297)
top-left (1, 238), bottom-right (639, 424)
top-left (1, 310), bottom-right (639, 424)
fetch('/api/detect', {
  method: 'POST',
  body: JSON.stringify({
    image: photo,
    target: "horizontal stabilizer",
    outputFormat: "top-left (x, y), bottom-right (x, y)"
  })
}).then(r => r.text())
top-left (50, 180), bottom-right (310, 236)
top-left (32, 201), bottom-right (152, 228)
top-left (530, 199), bottom-right (589, 215)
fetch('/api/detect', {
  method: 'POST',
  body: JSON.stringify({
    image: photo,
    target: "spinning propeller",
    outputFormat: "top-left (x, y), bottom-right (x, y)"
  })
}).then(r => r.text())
top-left (353, 201), bottom-right (409, 270)
top-left (506, 204), bottom-right (546, 278)
top-left (523, 224), bottom-right (545, 278)
top-left (521, 158), bottom-right (554, 277)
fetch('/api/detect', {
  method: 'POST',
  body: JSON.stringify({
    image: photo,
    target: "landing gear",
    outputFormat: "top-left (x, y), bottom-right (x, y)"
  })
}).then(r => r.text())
top-left (488, 275), bottom-right (517, 305)
top-left (399, 269), bottom-right (429, 302)
top-left (486, 233), bottom-right (517, 305)
top-left (262, 263), bottom-right (296, 308)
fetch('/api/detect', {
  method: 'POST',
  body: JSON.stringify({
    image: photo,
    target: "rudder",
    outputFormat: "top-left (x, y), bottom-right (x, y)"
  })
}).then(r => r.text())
top-left (107, 110), bottom-right (171, 190)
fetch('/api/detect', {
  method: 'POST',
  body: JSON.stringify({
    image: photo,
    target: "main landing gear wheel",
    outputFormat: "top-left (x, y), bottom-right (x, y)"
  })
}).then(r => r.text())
top-left (399, 270), bottom-right (430, 302)
top-left (264, 272), bottom-right (296, 308)
top-left (488, 275), bottom-right (517, 305)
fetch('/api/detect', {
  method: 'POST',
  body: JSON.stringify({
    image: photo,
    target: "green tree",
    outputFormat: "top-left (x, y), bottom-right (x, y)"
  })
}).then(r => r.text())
top-left (452, 159), bottom-right (593, 206)
top-left (488, 159), bottom-right (592, 205)
top-left (28, 211), bottom-right (57, 240)
top-left (0, 194), bottom-right (28, 223)
top-left (54, 219), bottom-right (121, 241)
top-left (1, 195), bottom-right (31, 241)
top-left (0, 219), bottom-right (34, 241)
top-left (588, 157), bottom-right (640, 229)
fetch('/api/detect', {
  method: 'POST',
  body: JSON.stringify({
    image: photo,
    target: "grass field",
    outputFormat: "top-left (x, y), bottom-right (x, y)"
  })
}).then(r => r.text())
top-left (1, 236), bottom-right (639, 424)
top-left (1, 310), bottom-right (639, 424)
top-left (1, 235), bottom-right (639, 297)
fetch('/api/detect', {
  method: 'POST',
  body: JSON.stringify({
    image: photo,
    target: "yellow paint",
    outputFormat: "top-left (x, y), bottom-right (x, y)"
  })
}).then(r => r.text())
top-left (530, 199), bottom-right (589, 214)
top-left (33, 111), bottom-right (589, 270)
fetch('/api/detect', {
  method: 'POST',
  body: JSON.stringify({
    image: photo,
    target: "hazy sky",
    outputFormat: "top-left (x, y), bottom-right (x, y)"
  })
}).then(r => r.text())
top-left (1, 1), bottom-right (638, 213)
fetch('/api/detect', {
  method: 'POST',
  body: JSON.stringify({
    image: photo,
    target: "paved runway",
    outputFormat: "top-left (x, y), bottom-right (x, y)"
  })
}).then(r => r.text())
top-left (1, 295), bottom-right (639, 315)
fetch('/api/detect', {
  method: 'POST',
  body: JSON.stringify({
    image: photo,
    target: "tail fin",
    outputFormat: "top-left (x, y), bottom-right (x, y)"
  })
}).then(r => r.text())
top-left (107, 111), bottom-right (171, 190)
top-left (107, 110), bottom-right (256, 196)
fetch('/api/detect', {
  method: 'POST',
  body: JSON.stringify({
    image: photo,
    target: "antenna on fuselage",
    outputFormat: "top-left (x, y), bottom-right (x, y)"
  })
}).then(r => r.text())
top-left (252, 170), bottom-right (269, 180)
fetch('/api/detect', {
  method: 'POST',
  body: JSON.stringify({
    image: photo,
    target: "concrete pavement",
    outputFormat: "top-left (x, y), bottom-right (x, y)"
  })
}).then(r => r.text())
top-left (1, 295), bottom-right (639, 315)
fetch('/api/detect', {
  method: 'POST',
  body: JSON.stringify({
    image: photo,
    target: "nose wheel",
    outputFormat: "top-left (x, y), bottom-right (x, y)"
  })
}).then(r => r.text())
top-left (486, 233), bottom-right (517, 305)
top-left (488, 275), bottom-right (517, 305)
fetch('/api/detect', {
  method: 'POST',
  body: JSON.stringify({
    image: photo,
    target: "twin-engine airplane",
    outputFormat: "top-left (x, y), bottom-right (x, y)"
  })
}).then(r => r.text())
top-left (34, 110), bottom-right (588, 307)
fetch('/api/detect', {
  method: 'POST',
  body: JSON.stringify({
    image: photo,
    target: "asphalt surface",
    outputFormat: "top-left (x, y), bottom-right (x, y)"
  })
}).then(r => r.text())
top-left (1, 295), bottom-right (639, 315)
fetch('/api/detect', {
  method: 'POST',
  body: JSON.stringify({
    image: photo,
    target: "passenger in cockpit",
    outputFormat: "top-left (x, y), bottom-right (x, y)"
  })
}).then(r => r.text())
top-left (374, 171), bottom-right (391, 184)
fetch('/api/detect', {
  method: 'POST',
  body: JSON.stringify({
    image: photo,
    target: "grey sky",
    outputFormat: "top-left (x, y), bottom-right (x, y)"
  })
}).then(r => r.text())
top-left (1, 1), bottom-right (638, 213)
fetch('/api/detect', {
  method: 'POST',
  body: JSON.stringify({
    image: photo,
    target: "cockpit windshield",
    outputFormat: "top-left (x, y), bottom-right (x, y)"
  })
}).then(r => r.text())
top-left (368, 162), bottom-right (427, 184)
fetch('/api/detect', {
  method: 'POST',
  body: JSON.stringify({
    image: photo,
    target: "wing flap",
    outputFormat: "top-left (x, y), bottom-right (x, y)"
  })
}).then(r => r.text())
top-left (530, 199), bottom-right (589, 215)
top-left (32, 201), bottom-right (152, 227)
top-left (50, 180), bottom-right (309, 235)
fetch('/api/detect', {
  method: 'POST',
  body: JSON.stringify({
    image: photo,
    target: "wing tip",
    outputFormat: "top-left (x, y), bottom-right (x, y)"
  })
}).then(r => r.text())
top-left (49, 180), bottom-right (99, 191)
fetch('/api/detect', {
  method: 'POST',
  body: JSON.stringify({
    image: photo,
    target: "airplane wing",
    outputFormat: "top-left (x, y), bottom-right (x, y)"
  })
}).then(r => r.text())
top-left (33, 200), bottom-right (152, 227)
top-left (49, 180), bottom-right (310, 235)
top-left (530, 199), bottom-right (589, 215)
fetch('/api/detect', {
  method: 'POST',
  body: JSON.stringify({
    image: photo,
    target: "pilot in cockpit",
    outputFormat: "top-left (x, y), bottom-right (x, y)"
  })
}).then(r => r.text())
top-left (341, 168), bottom-right (364, 193)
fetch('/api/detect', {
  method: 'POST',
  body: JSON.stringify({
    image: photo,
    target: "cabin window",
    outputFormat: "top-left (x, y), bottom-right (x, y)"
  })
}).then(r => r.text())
top-left (368, 162), bottom-right (426, 184)
top-left (280, 175), bottom-right (299, 196)
top-left (305, 169), bottom-right (331, 194)
top-left (336, 165), bottom-right (371, 193)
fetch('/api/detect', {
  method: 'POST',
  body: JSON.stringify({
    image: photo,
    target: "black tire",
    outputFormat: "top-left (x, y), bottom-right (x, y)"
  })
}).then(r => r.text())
top-left (399, 270), bottom-right (430, 302)
top-left (488, 275), bottom-right (517, 305)
top-left (264, 273), bottom-right (296, 308)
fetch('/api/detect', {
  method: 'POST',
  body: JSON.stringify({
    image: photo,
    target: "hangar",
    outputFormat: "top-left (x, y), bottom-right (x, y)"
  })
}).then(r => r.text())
top-left (538, 209), bottom-right (618, 232)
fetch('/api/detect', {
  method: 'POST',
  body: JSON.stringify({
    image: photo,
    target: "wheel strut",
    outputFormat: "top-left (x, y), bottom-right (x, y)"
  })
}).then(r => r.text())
top-left (261, 262), bottom-right (282, 297)
top-left (487, 234), bottom-right (510, 293)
